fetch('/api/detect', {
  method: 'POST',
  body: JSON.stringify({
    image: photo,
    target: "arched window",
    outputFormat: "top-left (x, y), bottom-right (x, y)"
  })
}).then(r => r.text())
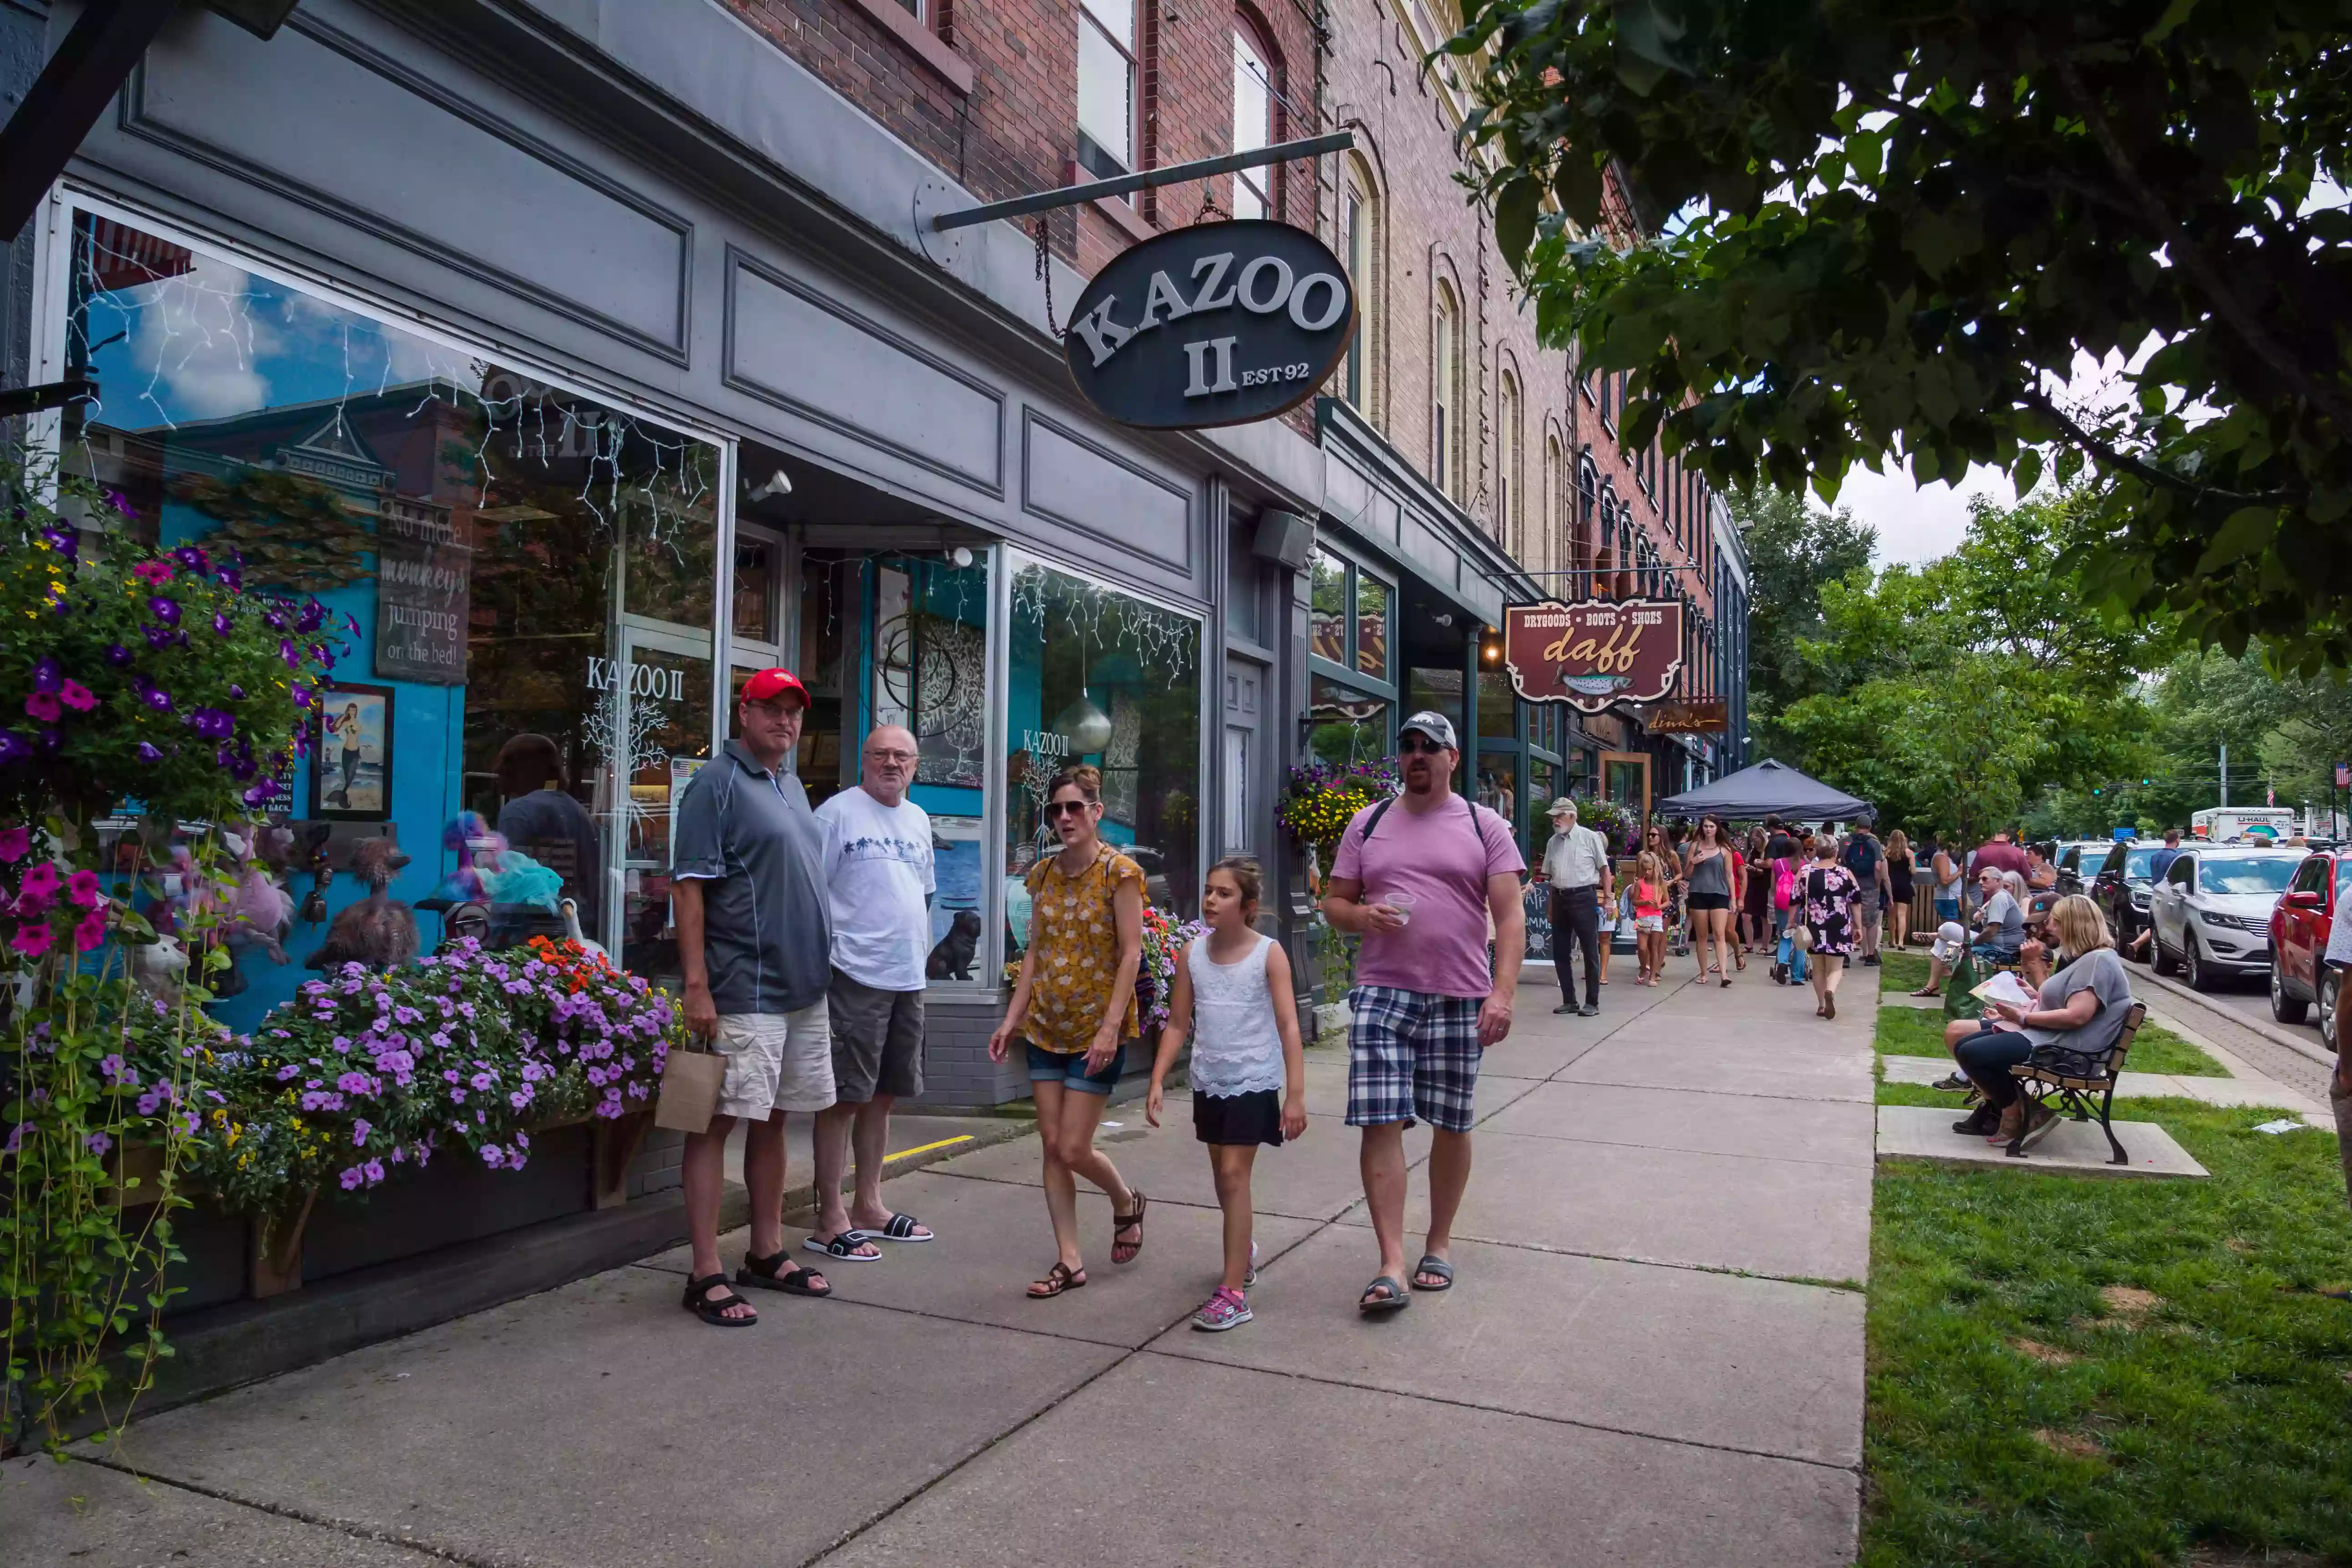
top-left (1077, 0), bottom-right (1138, 179)
top-left (1545, 433), bottom-right (1567, 584)
top-left (1340, 160), bottom-right (1379, 418)
top-left (1232, 20), bottom-right (1275, 219)
top-left (1597, 481), bottom-right (1619, 599)
top-left (1433, 280), bottom-right (1462, 502)
top-left (1576, 451), bottom-right (1599, 584)
top-left (1496, 368), bottom-right (1520, 555)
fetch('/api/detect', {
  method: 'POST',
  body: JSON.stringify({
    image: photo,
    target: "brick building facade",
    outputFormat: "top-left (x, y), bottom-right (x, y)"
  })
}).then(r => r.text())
top-left (713, 0), bottom-right (1747, 814)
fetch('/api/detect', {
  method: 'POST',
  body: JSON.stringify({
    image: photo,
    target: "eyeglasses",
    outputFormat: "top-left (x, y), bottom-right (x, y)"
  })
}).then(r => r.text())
top-left (867, 748), bottom-right (917, 764)
top-left (1397, 737), bottom-right (1450, 756)
top-left (1044, 799), bottom-right (1091, 819)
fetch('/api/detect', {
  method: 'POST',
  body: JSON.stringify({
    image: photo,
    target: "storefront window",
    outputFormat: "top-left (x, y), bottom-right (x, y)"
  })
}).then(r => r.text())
top-left (60, 210), bottom-right (722, 1024)
top-left (1407, 667), bottom-right (1464, 737)
top-left (1355, 574), bottom-right (1390, 682)
top-left (1006, 561), bottom-right (1202, 940)
top-left (1477, 669), bottom-right (1516, 741)
top-left (1307, 675), bottom-right (1390, 767)
top-left (1529, 758), bottom-right (1560, 859)
top-left (1309, 548), bottom-right (1347, 664)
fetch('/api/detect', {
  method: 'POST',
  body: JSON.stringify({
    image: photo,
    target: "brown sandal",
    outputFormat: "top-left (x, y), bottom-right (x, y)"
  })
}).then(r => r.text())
top-left (1110, 1190), bottom-right (1146, 1265)
top-left (1027, 1261), bottom-right (1087, 1298)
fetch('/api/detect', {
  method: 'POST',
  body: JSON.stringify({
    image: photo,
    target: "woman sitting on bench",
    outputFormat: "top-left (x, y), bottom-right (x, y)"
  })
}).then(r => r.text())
top-left (1945, 895), bottom-right (2137, 1147)
top-left (1971, 867), bottom-right (2026, 967)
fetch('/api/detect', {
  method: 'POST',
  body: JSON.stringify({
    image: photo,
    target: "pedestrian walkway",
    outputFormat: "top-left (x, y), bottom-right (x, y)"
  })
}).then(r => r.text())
top-left (6, 959), bottom-right (1875, 1568)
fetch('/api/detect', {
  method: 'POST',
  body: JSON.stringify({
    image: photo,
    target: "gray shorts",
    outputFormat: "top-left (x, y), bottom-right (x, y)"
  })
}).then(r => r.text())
top-left (828, 969), bottom-right (925, 1103)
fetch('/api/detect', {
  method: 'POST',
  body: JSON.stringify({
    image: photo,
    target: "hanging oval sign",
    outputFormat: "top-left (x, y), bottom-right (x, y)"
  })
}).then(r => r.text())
top-left (1061, 219), bottom-right (1355, 430)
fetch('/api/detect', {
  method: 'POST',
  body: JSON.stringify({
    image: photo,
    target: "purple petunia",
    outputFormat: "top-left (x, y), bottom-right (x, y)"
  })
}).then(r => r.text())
top-left (340, 1166), bottom-right (365, 1191)
top-left (192, 707), bottom-right (234, 740)
top-left (39, 526), bottom-right (77, 561)
top-left (135, 741), bottom-right (163, 764)
top-left (148, 596), bottom-right (180, 626)
top-left (85, 1131), bottom-right (113, 1156)
top-left (213, 611), bottom-right (234, 636)
top-left (353, 1118), bottom-right (372, 1145)
top-left (169, 545), bottom-right (211, 576)
top-left (31, 657), bottom-right (60, 694)
top-left (0, 733), bottom-right (33, 765)
top-left (217, 565), bottom-right (242, 592)
top-left (105, 642), bottom-right (132, 667)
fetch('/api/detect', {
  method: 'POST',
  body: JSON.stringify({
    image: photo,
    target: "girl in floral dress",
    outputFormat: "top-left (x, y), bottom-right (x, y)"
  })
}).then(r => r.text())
top-left (1802, 836), bottom-right (1862, 1020)
top-left (988, 764), bottom-right (1149, 1298)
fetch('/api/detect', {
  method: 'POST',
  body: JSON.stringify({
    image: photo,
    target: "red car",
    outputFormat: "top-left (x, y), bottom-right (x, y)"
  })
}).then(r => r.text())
top-left (2267, 849), bottom-right (2349, 1050)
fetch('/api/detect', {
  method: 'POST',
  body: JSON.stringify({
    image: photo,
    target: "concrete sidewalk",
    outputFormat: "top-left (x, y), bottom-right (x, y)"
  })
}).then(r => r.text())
top-left (7, 958), bottom-right (1873, 1567)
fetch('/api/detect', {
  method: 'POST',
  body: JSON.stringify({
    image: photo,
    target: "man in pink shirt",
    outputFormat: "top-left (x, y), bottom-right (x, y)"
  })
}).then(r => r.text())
top-left (1322, 711), bottom-right (1526, 1313)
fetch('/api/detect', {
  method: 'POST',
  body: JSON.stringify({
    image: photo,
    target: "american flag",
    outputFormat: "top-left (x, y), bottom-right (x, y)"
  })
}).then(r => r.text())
top-left (85, 217), bottom-right (193, 294)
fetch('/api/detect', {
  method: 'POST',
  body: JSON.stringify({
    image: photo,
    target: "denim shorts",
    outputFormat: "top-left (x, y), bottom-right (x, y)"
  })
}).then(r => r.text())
top-left (1935, 897), bottom-right (1961, 923)
top-left (1025, 1040), bottom-right (1125, 1096)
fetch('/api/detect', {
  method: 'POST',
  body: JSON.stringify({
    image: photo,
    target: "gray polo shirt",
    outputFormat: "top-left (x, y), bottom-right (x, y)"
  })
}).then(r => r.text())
top-left (671, 740), bottom-right (831, 1015)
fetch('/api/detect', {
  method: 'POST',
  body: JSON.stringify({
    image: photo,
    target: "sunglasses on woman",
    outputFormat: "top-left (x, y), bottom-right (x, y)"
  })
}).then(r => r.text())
top-left (1043, 799), bottom-right (1091, 820)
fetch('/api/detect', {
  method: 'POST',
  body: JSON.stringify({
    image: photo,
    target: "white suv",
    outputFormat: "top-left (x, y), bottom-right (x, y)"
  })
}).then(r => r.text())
top-left (2147, 845), bottom-right (2304, 992)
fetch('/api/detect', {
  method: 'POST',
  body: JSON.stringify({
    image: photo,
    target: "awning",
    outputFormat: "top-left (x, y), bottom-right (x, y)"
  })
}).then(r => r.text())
top-left (1652, 758), bottom-right (1872, 823)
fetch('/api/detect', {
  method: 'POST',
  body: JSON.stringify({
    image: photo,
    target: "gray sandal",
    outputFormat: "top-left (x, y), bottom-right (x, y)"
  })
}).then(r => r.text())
top-left (1412, 1255), bottom-right (1455, 1292)
top-left (1359, 1275), bottom-right (1410, 1313)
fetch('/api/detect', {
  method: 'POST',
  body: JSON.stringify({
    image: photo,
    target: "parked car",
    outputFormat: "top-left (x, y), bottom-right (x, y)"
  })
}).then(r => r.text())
top-left (2091, 839), bottom-right (2176, 959)
top-left (2267, 848), bottom-right (2349, 1049)
top-left (2054, 840), bottom-right (2112, 895)
top-left (2148, 846), bottom-right (2304, 991)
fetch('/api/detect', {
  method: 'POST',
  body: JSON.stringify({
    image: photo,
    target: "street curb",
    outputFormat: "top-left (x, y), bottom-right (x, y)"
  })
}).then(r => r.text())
top-left (2133, 966), bottom-right (2337, 1069)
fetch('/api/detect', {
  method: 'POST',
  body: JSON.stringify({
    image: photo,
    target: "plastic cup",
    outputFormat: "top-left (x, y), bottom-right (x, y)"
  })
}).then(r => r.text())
top-left (1383, 891), bottom-right (1417, 927)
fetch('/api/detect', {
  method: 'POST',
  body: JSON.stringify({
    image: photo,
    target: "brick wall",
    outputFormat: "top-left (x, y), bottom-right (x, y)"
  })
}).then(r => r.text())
top-left (1320, 0), bottom-right (1720, 633)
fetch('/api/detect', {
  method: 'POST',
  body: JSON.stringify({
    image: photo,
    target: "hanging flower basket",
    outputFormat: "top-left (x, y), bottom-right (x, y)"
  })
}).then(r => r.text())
top-left (1278, 758), bottom-right (1399, 884)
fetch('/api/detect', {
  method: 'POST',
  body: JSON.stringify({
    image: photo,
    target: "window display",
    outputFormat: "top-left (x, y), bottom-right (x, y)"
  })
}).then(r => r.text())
top-left (60, 209), bottom-right (721, 1024)
top-left (1005, 561), bottom-right (1201, 938)
top-left (1307, 676), bottom-right (1389, 767)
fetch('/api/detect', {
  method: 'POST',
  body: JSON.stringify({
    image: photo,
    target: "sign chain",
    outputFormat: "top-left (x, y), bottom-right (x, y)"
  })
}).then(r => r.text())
top-left (1032, 216), bottom-right (1062, 338)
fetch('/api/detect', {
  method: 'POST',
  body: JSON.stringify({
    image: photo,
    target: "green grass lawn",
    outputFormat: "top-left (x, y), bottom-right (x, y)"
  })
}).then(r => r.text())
top-left (1882, 949), bottom-right (1933, 993)
top-left (1873, 979), bottom-right (2225, 1076)
top-left (1863, 1093), bottom-right (2352, 1567)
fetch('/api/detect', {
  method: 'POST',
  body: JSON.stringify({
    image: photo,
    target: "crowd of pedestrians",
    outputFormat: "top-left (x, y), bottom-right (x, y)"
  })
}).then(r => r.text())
top-left (665, 667), bottom-right (2339, 1333)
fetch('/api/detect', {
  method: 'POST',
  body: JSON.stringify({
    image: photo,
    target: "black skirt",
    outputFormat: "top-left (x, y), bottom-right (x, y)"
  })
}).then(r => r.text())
top-left (1193, 1088), bottom-right (1285, 1147)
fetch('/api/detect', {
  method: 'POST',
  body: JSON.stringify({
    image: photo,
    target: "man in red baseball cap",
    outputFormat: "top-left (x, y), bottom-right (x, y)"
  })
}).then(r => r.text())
top-left (669, 667), bottom-right (839, 1325)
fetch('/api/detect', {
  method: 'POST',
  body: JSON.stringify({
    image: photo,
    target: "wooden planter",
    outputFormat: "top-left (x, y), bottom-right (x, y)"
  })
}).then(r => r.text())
top-left (240, 1108), bottom-right (652, 1299)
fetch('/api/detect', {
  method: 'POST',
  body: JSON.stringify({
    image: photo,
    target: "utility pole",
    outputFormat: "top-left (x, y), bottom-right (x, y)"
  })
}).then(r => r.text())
top-left (2219, 742), bottom-right (2228, 808)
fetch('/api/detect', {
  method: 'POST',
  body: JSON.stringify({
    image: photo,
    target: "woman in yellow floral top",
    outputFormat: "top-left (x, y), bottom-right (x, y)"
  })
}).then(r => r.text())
top-left (989, 764), bottom-right (1148, 1297)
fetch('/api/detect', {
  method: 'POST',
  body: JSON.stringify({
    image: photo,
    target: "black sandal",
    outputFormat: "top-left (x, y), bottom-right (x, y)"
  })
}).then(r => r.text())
top-left (1110, 1190), bottom-right (1146, 1265)
top-left (1028, 1260), bottom-right (1087, 1298)
top-left (683, 1273), bottom-right (757, 1326)
top-left (1411, 1254), bottom-right (1455, 1292)
top-left (736, 1247), bottom-right (830, 1297)
top-left (1359, 1275), bottom-right (1410, 1314)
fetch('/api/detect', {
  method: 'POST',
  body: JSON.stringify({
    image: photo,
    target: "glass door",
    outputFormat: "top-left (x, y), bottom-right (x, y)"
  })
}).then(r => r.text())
top-left (611, 626), bottom-right (714, 992)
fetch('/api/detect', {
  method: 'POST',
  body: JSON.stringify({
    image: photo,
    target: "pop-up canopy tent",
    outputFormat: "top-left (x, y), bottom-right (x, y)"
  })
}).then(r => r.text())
top-left (1651, 758), bottom-right (1874, 824)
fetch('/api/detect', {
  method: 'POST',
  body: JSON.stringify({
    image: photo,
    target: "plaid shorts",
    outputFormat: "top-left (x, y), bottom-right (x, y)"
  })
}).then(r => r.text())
top-left (1345, 986), bottom-right (1483, 1133)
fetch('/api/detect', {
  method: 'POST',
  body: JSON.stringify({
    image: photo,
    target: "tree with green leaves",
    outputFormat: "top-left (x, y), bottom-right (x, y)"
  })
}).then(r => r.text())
top-left (1768, 491), bottom-right (2164, 841)
top-left (1451, 0), bottom-right (2352, 671)
top-left (1726, 484), bottom-right (1873, 759)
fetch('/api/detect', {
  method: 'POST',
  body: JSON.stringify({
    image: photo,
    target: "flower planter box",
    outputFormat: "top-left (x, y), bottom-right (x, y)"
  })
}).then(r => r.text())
top-left (241, 1109), bottom-right (652, 1299)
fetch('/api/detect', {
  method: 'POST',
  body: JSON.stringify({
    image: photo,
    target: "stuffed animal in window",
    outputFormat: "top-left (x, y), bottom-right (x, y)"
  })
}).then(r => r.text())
top-left (303, 836), bottom-right (417, 972)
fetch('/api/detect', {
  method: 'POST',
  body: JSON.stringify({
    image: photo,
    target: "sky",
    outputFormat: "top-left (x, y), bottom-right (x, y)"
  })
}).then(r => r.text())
top-left (1831, 458), bottom-right (2019, 566)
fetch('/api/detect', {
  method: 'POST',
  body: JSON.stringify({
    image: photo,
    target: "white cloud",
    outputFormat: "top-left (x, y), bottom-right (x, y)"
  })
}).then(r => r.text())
top-left (1832, 458), bottom-right (2017, 566)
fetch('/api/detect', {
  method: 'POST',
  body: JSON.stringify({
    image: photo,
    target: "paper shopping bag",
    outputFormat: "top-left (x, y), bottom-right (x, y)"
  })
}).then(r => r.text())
top-left (654, 1044), bottom-right (725, 1133)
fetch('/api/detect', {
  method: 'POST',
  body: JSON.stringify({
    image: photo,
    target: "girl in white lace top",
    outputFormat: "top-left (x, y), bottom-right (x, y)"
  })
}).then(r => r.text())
top-left (1146, 857), bottom-right (1306, 1332)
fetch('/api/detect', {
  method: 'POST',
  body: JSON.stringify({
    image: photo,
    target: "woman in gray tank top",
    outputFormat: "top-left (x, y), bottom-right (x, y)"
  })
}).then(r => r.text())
top-left (1683, 814), bottom-right (1739, 987)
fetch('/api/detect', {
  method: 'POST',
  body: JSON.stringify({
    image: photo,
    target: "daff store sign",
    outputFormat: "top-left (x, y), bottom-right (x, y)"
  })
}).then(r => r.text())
top-left (1501, 599), bottom-right (1687, 715)
top-left (1062, 221), bottom-right (1355, 429)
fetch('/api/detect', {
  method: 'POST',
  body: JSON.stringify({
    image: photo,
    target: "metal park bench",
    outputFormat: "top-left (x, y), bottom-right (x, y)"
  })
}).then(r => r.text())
top-left (2003, 1001), bottom-right (2148, 1165)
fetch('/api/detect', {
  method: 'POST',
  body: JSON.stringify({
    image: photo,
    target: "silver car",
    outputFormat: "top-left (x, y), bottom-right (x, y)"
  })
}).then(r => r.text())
top-left (2147, 845), bottom-right (2304, 992)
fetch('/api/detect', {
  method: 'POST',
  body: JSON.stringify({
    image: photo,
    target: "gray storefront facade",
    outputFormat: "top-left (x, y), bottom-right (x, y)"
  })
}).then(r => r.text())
top-left (31, 0), bottom-right (1325, 1141)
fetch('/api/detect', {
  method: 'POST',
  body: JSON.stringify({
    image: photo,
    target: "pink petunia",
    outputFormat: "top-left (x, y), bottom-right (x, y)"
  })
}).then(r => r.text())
top-left (72, 911), bottom-right (105, 953)
top-left (66, 869), bottom-right (100, 908)
top-left (0, 826), bottom-right (26, 863)
top-left (57, 681), bottom-right (96, 713)
top-left (11, 922), bottom-right (54, 957)
top-left (131, 560), bottom-right (172, 585)
top-left (22, 692), bottom-right (60, 723)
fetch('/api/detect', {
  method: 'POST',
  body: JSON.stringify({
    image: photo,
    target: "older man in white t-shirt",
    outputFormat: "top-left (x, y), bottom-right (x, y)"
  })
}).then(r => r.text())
top-left (807, 725), bottom-right (937, 1259)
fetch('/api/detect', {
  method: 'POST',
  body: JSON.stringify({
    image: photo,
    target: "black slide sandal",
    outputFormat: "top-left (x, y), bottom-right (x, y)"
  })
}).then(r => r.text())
top-left (737, 1248), bottom-right (830, 1297)
top-left (683, 1273), bottom-right (757, 1326)
top-left (1359, 1275), bottom-right (1410, 1313)
top-left (804, 1230), bottom-right (880, 1261)
top-left (875, 1212), bottom-right (933, 1242)
top-left (1411, 1255), bottom-right (1455, 1291)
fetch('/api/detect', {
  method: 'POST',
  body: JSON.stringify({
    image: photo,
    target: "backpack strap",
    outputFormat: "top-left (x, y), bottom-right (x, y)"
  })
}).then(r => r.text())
top-left (1360, 795), bottom-right (1400, 841)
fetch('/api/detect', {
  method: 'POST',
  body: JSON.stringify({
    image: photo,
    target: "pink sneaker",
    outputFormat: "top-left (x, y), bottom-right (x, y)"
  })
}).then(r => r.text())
top-left (1190, 1286), bottom-right (1253, 1332)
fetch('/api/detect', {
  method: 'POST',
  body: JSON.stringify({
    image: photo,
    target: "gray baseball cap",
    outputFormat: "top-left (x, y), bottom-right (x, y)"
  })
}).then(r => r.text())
top-left (1546, 796), bottom-right (1579, 818)
top-left (1398, 710), bottom-right (1458, 749)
